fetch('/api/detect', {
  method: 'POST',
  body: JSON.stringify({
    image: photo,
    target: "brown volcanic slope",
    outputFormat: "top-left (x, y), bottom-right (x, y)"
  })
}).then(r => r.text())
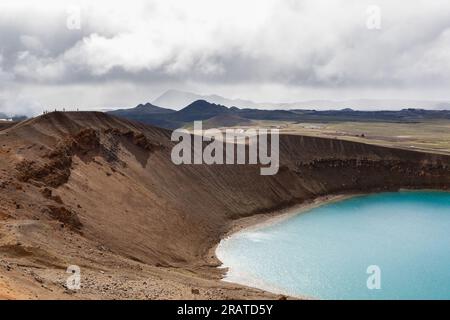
top-left (0, 121), bottom-right (17, 132)
top-left (0, 111), bottom-right (449, 299)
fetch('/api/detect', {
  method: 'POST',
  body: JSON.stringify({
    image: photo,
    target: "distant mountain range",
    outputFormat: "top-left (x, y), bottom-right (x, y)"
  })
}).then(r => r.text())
top-left (153, 89), bottom-right (260, 109)
top-left (152, 89), bottom-right (450, 111)
top-left (108, 99), bottom-right (450, 129)
top-left (0, 112), bottom-right (27, 122)
top-left (109, 100), bottom-right (230, 129)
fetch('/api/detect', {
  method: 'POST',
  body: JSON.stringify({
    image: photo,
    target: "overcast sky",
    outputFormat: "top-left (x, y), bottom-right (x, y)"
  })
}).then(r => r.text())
top-left (1, 0), bottom-right (450, 115)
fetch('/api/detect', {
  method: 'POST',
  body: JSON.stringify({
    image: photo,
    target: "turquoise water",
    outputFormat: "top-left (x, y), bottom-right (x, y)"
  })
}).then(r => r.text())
top-left (217, 191), bottom-right (450, 299)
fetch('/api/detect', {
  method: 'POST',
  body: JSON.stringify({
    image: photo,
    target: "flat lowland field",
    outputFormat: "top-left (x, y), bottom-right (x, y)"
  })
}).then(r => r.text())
top-left (213, 120), bottom-right (450, 155)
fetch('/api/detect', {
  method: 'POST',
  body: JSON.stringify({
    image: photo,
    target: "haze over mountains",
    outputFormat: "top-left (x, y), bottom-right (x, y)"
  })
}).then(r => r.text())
top-left (153, 90), bottom-right (450, 111)
top-left (4, 89), bottom-right (450, 121)
top-left (0, 112), bottom-right (27, 122)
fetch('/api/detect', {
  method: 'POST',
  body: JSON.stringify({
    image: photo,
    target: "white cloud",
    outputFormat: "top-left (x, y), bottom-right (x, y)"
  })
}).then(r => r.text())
top-left (1, 0), bottom-right (450, 113)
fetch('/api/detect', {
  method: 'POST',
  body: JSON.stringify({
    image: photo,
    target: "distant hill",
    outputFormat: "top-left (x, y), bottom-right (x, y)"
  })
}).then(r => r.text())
top-left (289, 108), bottom-right (450, 122)
top-left (109, 99), bottom-right (303, 129)
top-left (153, 89), bottom-right (259, 109)
top-left (109, 103), bottom-right (174, 116)
top-left (108, 100), bottom-right (232, 129)
top-left (152, 89), bottom-right (450, 111)
top-left (108, 103), bottom-right (177, 128)
top-left (0, 112), bottom-right (27, 122)
top-left (280, 99), bottom-right (450, 111)
top-left (170, 100), bottom-right (229, 121)
top-left (109, 99), bottom-right (450, 130)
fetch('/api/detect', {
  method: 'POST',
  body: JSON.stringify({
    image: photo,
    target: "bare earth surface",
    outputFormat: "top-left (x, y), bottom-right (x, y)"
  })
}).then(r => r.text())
top-left (218, 120), bottom-right (450, 155)
top-left (1, 112), bottom-right (449, 299)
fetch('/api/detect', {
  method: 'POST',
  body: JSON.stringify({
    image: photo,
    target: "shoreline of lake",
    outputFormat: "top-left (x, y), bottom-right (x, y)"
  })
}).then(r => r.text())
top-left (215, 189), bottom-right (450, 299)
